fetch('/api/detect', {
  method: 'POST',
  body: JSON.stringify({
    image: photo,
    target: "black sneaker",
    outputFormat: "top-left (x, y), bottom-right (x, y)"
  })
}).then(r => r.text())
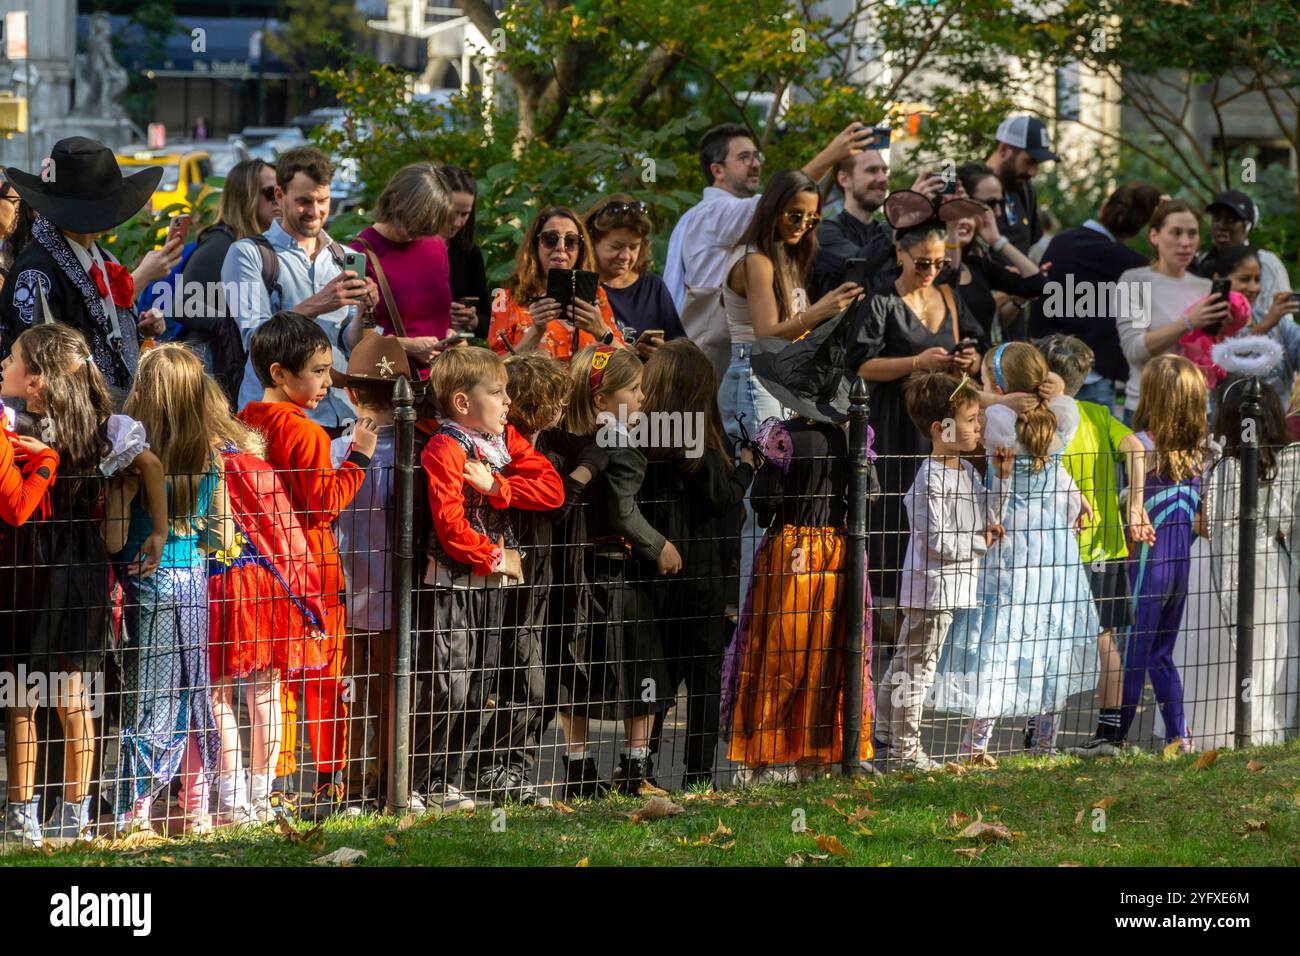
top-left (611, 755), bottom-right (647, 797)
top-left (561, 755), bottom-right (611, 799)
top-left (502, 767), bottom-right (542, 806)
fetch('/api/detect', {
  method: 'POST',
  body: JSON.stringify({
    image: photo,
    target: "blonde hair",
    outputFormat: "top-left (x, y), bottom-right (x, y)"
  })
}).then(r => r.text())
top-left (217, 159), bottom-right (274, 241)
top-left (990, 342), bottom-right (1055, 471)
top-left (13, 324), bottom-right (112, 475)
top-left (564, 344), bottom-right (642, 436)
top-left (427, 346), bottom-right (507, 418)
top-left (373, 162), bottom-right (453, 239)
top-left (1133, 353), bottom-right (1207, 482)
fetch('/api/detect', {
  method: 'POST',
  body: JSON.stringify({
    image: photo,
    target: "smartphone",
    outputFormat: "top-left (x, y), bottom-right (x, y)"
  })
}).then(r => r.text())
top-left (343, 249), bottom-right (368, 279)
top-left (859, 125), bottom-right (890, 150)
top-left (458, 296), bottom-right (479, 306)
top-left (432, 330), bottom-right (475, 350)
top-left (634, 329), bottom-right (665, 344)
top-left (844, 257), bottom-right (872, 288)
top-left (546, 268), bottom-right (600, 308)
top-left (1203, 278), bottom-right (1231, 335)
top-left (949, 337), bottom-right (979, 355)
top-left (168, 213), bottom-right (191, 244)
top-left (941, 176), bottom-right (958, 196)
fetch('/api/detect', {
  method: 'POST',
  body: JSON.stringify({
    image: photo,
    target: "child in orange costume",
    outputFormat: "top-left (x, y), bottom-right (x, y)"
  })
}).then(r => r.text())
top-left (238, 310), bottom-right (379, 819)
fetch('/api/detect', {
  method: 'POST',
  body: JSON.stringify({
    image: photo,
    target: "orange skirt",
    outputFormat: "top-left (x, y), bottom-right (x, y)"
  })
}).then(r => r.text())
top-left (726, 526), bottom-right (872, 767)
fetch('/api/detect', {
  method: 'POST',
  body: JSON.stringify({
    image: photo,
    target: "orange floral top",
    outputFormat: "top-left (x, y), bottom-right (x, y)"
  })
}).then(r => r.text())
top-left (488, 286), bottom-right (626, 362)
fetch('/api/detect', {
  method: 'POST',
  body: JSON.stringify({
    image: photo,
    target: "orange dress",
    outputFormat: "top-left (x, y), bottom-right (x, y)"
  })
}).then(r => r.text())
top-left (489, 287), bottom-right (625, 361)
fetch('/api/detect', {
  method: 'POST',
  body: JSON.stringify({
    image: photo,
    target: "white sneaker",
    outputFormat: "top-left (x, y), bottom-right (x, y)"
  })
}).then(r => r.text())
top-left (429, 780), bottom-right (475, 813)
top-left (1066, 737), bottom-right (1124, 759)
top-left (183, 811), bottom-right (213, 836)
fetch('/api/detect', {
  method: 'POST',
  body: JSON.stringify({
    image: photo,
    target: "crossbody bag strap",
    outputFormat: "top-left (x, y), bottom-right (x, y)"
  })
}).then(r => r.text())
top-left (353, 237), bottom-right (402, 336)
top-left (938, 280), bottom-right (960, 345)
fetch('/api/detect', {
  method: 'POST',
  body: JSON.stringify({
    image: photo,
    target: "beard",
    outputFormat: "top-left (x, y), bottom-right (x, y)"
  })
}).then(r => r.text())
top-left (853, 185), bottom-right (886, 214)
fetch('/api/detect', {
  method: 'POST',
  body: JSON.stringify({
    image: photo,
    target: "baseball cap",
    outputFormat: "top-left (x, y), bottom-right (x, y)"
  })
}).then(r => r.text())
top-left (995, 115), bottom-right (1059, 163)
top-left (1206, 189), bottom-right (1258, 226)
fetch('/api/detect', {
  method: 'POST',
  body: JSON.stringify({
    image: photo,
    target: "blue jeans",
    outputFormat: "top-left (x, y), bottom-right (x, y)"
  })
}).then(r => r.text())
top-left (718, 342), bottom-right (783, 610)
top-left (1075, 378), bottom-right (1115, 412)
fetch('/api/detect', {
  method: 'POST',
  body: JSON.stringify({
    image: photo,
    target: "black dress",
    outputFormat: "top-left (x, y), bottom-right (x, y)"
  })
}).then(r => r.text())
top-left (846, 284), bottom-right (988, 597)
top-left (447, 242), bottom-right (491, 338)
top-left (950, 252), bottom-right (1046, 342)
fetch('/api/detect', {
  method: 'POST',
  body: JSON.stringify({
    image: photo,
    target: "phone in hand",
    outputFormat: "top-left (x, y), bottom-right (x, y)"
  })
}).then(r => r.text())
top-left (546, 268), bottom-right (600, 309)
top-left (633, 329), bottom-right (665, 344)
top-left (432, 330), bottom-right (475, 350)
top-left (1288, 292), bottom-right (1300, 313)
top-left (167, 213), bottom-right (191, 244)
top-left (844, 257), bottom-right (872, 288)
top-left (941, 175), bottom-right (958, 196)
top-left (949, 337), bottom-right (979, 355)
top-left (1206, 277), bottom-right (1232, 335)
top-left (343, 249), bottom-right (368, 280)
top-left (458, 296), bottom-right (479, 306)
top-left (859, 125), bottom-right (890, 150)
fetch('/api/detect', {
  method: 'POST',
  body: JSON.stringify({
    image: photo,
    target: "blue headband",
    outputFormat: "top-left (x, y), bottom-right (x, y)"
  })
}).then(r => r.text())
top-left (991, 343), bottom-right (1009, 392)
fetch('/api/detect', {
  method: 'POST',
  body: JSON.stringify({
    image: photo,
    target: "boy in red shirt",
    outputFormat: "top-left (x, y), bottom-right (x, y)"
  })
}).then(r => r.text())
top-left (412, 347), bottom-right (564, 812)
top-left (239, 310), bottom-right (378, 819)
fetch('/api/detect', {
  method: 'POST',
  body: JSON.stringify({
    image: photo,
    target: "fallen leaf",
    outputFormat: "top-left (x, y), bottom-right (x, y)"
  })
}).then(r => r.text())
top-left (115, 830), bottom-right (168, 849)
top-left (1246, 760), bottom-right (1264, 772)
top-left (953, 847), bottom-right (984, 860)
top-left (383, 835), bottom-right (397, 847)
top-left (313, 847), bottom-right (366, 866)
top-left (575, 857), bottom-right (589, 867)
top-left (900, 773), bottom-right (916, 782)
top-left (638, 780), bottom-right (670, 797)
top-left (277, 818), bottom-right (326, 849)
top-left (815, 834), bottom-right (849, 857)
top-left (1058, 860), bottom-right (1084, 867)
top-left (944, 762), bottom-right (967, 776)
top-left (1092, 796), bottom-right (1118, 810)
top-left (946, 811), bottom-right (972, 828)
top-left (1162, 740), bottom-right (1183, 759)
top-left (957, 820), bottom-right (1014, 843)
top-left (397, 814), bottom-right (418, 831)
top-left (1074, 809), bottom-right (1085, 826)
top-left (552, 800), bottom-right (576, 815)
top-left (1194, 749), bottom-right (1219, 770)
top-left (559, 834), bottom-right (572, 843)
top-left (785, 852), bottom-right (806, 867)
top-left (854, 824), bottom-right (873, 836)
top-left (687, 818), bottom-right (735, 848)
top-left (1074, 776), bottom-right (1093, 783)
top-left (158, 855), bottom-right (175, 863)
top-left (846, 805), bottom-right (876, 825)
top-left (1243, 820), bottom-right (1270, 833)
top-left (987, 805), bottom-right (1001, 813)
top-left (628, 796), bottom-right (685, 824)
top-left (969, 753), bottom-right (999, 769)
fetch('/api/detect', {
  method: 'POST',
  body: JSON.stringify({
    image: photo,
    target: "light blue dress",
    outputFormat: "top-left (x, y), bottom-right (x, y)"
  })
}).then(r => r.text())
top-left (933, 398), bottom-right (1100, 718)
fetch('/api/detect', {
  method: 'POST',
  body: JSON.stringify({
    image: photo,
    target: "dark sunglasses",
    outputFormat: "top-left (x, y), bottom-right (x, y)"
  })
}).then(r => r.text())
top-left (909, 255), bottom-right (952, 273)
top-left (539, 230), bottom-right (582, 252)
top-left (981, 197), bottom-right (1005, 211)
top-left (783, 210), bottom-right (821, 229)
top-left (260, 185), bottom-right (278, 202)
top-left (594, 199), bottom-right (648, 219)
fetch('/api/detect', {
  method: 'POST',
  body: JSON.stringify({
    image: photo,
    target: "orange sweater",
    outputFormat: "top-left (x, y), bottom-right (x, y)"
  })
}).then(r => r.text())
top-left (0, 427), bottom-right (58, 526)
top-left (238, 401), bottom-right (368, 612)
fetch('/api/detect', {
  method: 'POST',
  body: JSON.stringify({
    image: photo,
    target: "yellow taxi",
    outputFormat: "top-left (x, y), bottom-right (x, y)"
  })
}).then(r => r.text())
top-left (115, 146), bottom-right (217, 214)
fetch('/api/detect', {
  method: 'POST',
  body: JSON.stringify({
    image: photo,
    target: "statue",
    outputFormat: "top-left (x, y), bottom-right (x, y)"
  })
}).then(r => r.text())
top-left (72, 13), bottom-right (128, 117)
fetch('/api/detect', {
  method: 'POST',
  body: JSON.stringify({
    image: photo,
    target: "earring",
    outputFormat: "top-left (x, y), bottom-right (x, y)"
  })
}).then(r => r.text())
top-left (895, 259), bottom-right (902, 270)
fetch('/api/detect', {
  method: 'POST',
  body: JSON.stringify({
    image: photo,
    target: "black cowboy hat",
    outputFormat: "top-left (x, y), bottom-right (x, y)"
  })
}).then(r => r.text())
top-left (883, 188), bottom-right (988, 233)
top-left (4, 137), bottom-right (162, 234)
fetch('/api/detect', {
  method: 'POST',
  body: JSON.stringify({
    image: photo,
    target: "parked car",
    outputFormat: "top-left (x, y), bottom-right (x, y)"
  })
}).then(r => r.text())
top-left (237, 126), bottom-right (307, 162)
top-left (115, 145), bottom-right (216, 214)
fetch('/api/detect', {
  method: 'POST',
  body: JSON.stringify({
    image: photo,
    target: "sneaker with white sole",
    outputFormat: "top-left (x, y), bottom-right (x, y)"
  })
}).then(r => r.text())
top-left (1066, 737), bottom-right (1124, 759)
top-left (427, 778), bottom-right (476, 813)
top-left (2, 797), bottom-right (43, 849)
top-left (46, 796), bottom-right (93, 843)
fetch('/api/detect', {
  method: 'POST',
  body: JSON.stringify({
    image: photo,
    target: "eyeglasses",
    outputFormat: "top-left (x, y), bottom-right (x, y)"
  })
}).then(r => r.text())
top-left (593, 200), bottom-right (648, 220)
top-left (260, 186), bottom-right (277, 202)
top-left (980, 197), bottom-right (1005, 211)
top-left (539, 230), bottom-right (582, 252)
top-left (733, 150), bottom-right (765, 167)
top-left (783, 210), bottom-right (821, 229)
top-left (908, 255), bottom-right (952, 273)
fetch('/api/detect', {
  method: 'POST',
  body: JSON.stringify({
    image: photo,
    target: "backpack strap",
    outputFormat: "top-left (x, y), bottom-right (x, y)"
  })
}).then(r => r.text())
top-left (247, 234), bottom-right (282, 310)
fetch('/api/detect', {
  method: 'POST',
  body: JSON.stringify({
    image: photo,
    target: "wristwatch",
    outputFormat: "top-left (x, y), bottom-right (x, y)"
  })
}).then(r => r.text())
top-left (600, 330), bottom-right (615, 346)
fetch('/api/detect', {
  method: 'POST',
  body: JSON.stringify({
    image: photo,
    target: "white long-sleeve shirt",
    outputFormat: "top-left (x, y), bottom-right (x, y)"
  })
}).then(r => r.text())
top-left (663, 186), bottom-right (762, 311)
top-left (1114, 266), bottom-right (1210, 413)
top-left (898, 458), bottom-right (1007, 610)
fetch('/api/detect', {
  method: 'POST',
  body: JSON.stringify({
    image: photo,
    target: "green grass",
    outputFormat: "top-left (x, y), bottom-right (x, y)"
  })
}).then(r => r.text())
top-left (6, 744), bottom-right (1299, 867)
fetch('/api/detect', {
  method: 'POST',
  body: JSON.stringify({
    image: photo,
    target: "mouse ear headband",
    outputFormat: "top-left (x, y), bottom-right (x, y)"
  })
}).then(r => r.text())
top-left (883, 189), bottom-right (988, 232)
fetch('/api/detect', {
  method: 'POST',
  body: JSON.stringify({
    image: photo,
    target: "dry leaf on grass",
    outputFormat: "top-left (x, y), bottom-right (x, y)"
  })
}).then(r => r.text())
top-left (944, 762), bottom-right (967, 776)
top-left (552, 800), bottom-right (576, 815)
top-left (815, 834), bottom-right (849, 857)
top-left (115, 830), bottom-right (168, 850)
top-left (575, 857), bottom-right (589, 867)
top-left (953, 847), bottom-right (984, 860)
top-left (1162, 740), bottom-right (1183, 759)
top-left (683, 818), bottom-right (735, 849)
top-left (383, 835), bottom-right (397, 847)
top-left (638, 781), bottom-right (670, 797)
top-left (1092, 796), bottom-right (1118, 810)
top-left (946, 811), bottom-right (972, 828)
top-left (854, 824), bottom-right (873, 837)
top-left (846, 805), bottom-right (876, 825)
top-left (969, 753), bottom-right (999, 769)
top-left (157, 855), bottom-right (175, 864)
top-left (276, 818), bottom-right (326, 849)
top-left (1074, 809), bottom-right (1086, 826)
top-left (1243, 820), bottom-right (1270, 833)
top-left (1058, 860), bottom-right (1084, 867)
top-left (313, 847), bottom-right (366, 866)
top-left (1246, 760), bottom-right (1265, 772)
top-left (1194, 749), bottom-right (1219, 770)
top-left (627, 795), bottom-right (685, 824)
top-left (957, 819), bottom-right (1015, 843)
top-left (397, 814), bottom-right (418, 831)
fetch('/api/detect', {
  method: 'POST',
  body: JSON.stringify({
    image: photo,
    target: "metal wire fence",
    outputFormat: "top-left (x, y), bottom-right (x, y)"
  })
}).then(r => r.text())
top-left (1, 378), bottom-right (1296, 845)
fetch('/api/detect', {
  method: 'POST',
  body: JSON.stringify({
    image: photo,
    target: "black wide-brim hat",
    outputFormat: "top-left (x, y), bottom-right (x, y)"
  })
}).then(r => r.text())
top-left (5, 137), bottom-right (163, 234)
top-left (750, 322), bottom-right (855, 425)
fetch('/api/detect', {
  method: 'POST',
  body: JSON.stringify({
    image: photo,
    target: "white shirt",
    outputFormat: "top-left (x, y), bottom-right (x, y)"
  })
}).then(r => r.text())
top-left (67, 239), bottom-right (123, 343)
top-left (663, 186), bottom-right (762, 311)
top-left (1254, 247), bottom-right (1292, 323)
top-left (1114, 266), bottom-right (1210, 413)
top-left (898, 457), bottom-right (1006, 610)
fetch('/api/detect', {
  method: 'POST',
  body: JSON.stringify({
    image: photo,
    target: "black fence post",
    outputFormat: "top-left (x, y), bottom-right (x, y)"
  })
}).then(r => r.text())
top-left (387, 374), bottom-right (415, 813)
top-left (841, 377), bottom-right (870, 776)
top-left (1234, 376), bottom-right (1259, 751)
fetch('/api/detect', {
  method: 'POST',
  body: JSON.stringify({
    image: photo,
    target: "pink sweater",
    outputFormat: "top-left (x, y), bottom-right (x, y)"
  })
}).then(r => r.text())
top-left (351, 226), bottom-right (452, 339)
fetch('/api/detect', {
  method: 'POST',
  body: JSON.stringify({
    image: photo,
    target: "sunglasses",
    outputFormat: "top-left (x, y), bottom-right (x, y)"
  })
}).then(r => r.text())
top-left (539, 230), bottom-right (582, 252)
top-left (594, 200), bottom-right (648, 219)
top-left (909, 255), bottom-right (952, 273)
top-left (980, 197), bottom-right (1005, 211)
top-left (783, 210), bottom-right (821, 229)
top-left (260, 186), bottom-right (278, 202)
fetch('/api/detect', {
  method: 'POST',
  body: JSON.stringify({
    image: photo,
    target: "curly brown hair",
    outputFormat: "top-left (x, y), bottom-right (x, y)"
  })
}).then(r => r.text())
top-left (505, 353), bottom-right (570, 436)
top-left (506, 206), bottom-right (598, 304)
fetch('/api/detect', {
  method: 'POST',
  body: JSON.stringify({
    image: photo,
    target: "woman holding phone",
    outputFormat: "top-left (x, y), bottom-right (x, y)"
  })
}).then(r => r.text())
top-left (1116, 200), bottom-right (1225, 423)
top-left (345, 162), bottom-right (456, 364)
top-left (489, 204), bottom-right (625, 362)
top-left (583, 193), bottom-right (685, 359)
top-left (439, 165), bottom-right (491, 338)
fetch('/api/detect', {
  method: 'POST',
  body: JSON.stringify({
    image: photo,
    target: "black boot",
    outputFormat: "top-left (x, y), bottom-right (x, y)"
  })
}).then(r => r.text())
top-left (561, 755), bottom-right (611, 799)
top-left (611, 754), bottom-right (647, 797)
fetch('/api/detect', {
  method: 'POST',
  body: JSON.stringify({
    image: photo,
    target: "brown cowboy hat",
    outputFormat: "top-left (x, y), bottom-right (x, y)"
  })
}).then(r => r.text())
top-left (5, 137), bottom-right (162, 234)
top-left (333, 331), bottom-right (418, 389)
